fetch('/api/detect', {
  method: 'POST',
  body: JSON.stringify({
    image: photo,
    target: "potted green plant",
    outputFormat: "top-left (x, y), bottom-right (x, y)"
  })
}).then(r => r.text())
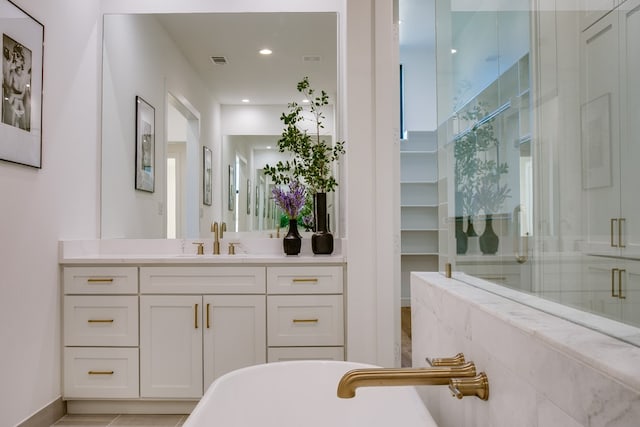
top-left (264, 77), bottom-right (345, 254)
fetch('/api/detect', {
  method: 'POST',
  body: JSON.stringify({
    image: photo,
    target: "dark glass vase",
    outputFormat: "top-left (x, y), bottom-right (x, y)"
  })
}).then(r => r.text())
top-left (455, 216), bottom-right (468, 255)
top-left (466, 216), bottom-right (478, 237)
top-left (312, 192), bottom-right (334, 254)
top-left (479, 214), bottom-right (499, 255)
top-left (283, 219), bottom-right (302, 256)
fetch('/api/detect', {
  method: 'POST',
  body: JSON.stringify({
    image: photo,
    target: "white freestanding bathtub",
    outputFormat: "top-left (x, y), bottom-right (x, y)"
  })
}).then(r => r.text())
top-left (183, 360), bottom-right (437, 427)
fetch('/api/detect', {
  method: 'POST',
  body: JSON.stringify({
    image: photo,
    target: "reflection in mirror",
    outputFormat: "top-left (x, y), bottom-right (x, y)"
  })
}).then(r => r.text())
top-left (101, 12), bottom-right (338, 238)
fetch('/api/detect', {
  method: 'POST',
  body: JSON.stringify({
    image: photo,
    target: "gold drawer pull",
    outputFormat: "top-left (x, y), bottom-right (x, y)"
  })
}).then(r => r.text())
top-left (87, 278), bottom-right (114, 284)
top-left (195, 304), bottom-right (199, 329)
top-left (612, 268), bottom-right (619, 297)
top-left (611, 218), bottom-right (618, 247)
top-left (293, 318), bottom-right (319, 323)
top-left (292, 278), bottom-right (319, 283)
top-left (206, 303), bottom-right (211, 329)
top-left (88, 370), bottom-right (114, 375)
top-left (87, 319), bottom-right (114, 323)
top-left (619, 269), bottom-right (626, 299)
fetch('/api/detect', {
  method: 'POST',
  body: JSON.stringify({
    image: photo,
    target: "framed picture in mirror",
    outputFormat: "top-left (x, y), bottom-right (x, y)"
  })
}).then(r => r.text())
top-left (0, 0), bottom-right (44, 168)
top-left (228, 164), bottom-right (235, 211)
top-left (135, 96), bottom-right (155, 192)
top-left (203, 146), bottom-right (212, 206)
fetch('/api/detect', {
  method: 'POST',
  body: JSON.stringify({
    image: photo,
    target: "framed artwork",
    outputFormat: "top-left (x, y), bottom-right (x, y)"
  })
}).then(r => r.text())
top-left (246, 179), bottom-right (251, 215)
top-left (203, 146), bottom-right (212, 206)
top-left (581, 93), bottom-right (612, 190)
top-left (135, 96), bottom-right (155, 192)
top-left (228, 164), bottom-right (235, 211)
top-left (0, 1), bottom-right (44, 168)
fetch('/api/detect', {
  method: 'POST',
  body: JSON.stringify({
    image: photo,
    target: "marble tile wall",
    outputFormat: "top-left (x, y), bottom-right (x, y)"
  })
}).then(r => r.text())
top-left (411, 272), bottom-right (640, 427)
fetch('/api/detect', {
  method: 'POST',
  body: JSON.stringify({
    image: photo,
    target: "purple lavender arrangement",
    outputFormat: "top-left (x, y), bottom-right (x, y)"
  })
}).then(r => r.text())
top-left (272, 180), bottom-right (307, 219)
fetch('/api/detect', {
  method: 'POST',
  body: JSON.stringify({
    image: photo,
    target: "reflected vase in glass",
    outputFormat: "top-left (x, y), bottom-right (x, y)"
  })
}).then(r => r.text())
top-left (283, 219), bottom-right (302, 256)
top-left (455, 216), bottom-right (468, 255)
top-left (479, 214), bottom-right (499, 255)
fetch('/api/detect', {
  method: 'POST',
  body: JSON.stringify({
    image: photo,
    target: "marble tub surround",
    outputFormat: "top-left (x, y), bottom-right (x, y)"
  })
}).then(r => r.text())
top-left (411, 272), bottom-right (640, 427)
top-left (59, 237), bottom-right (345, 263)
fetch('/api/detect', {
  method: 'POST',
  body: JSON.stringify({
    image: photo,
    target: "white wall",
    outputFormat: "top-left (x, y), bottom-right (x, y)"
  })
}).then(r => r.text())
top-left (401, 45), bottom-right (437, 131)
top-left (0, 1), bottom-right (101, 425)
top-left (0, 0), bottom-right (399, 424)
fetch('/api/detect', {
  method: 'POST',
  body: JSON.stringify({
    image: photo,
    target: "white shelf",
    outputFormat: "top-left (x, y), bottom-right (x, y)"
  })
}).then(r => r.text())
top-left (400, 130), bottom-right (439, 305)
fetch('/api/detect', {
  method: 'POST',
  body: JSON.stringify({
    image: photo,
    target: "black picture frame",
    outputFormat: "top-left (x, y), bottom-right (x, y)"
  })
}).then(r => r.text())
top-left (0, 0), bottom-right (44, 168)
top-left (135, 96), bottom-right (155, 192)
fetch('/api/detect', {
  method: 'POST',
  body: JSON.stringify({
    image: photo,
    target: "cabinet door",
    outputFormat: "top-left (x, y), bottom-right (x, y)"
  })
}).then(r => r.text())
top-left (620, 259), bottom-right (640, 327)
top-left (581, 11), bottom-right (622, 255)
top-left (583, 257), bottom-right (622, 320)
top-left (202, 295), bottom-right (266, 389)
top-left (619, 0), bottom-right (640, 256)
top-left (140, 295), bottom-right (203, 398)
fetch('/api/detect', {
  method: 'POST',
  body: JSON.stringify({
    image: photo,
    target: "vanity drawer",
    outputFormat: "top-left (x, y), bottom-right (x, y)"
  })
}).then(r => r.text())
top-left (267, 295), bottom-right (344, 346)
top-left (63, 347), bottom-right (139, 399)
top-left (267, 346), bottom-right (344, 362)
top-left (64, 296), bottom-right (138, 347)
top-left (140, 266), bottom-right (266, 294)
top-left (267, 266), bottom-right (343, 294)
top-left (64, 267), bottom-right (138, 294)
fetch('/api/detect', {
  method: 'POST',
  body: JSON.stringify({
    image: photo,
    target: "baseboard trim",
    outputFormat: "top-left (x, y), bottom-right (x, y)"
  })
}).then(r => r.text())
top-left (66, 400), bottom-right (196, 415)
top-left (17, 397), bottom-right (66, 427)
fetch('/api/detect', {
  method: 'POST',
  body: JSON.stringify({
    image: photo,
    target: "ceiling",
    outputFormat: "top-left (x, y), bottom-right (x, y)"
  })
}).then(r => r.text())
top-left (154, 12), bottom-right (338, 106)
top-left (145, 4), bottom-right (434, 106)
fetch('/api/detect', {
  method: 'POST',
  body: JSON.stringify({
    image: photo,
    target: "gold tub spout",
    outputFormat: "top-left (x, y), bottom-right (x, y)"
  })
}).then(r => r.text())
top-left (337, 362), bottom-right (477, 398)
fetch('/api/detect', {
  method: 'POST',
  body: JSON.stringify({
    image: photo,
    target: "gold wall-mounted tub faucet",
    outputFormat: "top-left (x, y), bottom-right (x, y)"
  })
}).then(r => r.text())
top-left (336, 362), bottom-right (477, 399)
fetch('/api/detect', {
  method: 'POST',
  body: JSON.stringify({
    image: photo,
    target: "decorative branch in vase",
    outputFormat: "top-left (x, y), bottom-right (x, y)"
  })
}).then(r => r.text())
top-left (264, 77), bottom-right (346, 254)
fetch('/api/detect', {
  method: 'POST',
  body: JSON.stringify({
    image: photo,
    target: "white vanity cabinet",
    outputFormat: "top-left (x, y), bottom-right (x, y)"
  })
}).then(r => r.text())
top-left (60, 253), bottom-right (346, 411)
top-left (62, 267), bottom-right (139, 399)
top-left (139, 267), bottom-right (266, 398)
top-left (266, 266), bottom-right (345, 361)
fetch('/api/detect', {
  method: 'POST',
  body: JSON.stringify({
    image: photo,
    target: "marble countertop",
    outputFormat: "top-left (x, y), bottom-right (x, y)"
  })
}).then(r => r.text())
top-left (59, 239), bottom-right (347, 265)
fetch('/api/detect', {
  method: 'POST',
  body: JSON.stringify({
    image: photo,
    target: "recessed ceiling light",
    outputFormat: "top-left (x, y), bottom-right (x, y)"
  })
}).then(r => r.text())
top-left (266, 146), bottom-right (272, 150)
top-left (259, 48), bottom-right (272, 55)
top-left (451, 48), bottom-right (458, 54)
top-left (302, 99), bottom-right (310, 103)
top-left (241, 99), bottom-right (250, 103)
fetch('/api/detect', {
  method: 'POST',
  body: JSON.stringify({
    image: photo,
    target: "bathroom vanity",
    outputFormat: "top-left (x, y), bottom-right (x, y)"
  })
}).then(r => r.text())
top-left (59, 239), bottom-right (346, 413)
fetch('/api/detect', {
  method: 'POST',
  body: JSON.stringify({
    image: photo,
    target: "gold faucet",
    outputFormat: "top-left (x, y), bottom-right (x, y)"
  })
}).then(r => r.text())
top-left (211, 222), bottom-right (220, 255)
top-left (336, 362), bottom-right (477, 399)
top-left (220, 222), bottom-right (227, 239)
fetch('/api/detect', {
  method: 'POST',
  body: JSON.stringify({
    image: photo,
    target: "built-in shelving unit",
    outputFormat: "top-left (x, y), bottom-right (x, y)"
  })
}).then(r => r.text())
top-left (401, 130), bottom-right (439, 306)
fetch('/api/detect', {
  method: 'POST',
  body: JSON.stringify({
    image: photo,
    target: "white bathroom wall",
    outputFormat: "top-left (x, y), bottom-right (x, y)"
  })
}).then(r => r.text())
top-left (0, 1), bottom-right (101, 426)
top-left (400, 45), bottom-right (437, 131)
top-left (412, 272), bottom-right (640, 427)
top-left (0, 0), bottom-right (399, 424)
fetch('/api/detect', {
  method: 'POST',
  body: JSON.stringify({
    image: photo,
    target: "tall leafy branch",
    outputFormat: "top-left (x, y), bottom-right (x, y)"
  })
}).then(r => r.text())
top-left (264, 77), bottom-right (345, 194)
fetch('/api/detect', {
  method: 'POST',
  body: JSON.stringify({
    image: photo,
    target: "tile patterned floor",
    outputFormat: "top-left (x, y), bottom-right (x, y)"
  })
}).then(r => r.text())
top-left (53, 308), bottom-right (414, 425)
top-left (52, 414), bottom-right (187, 427)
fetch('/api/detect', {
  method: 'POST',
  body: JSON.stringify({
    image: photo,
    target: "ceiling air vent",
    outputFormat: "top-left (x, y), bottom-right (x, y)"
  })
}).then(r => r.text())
top-left (303, 55), bottom-right (321, 62)
top-left (210, 56), bottom-right (228, 65)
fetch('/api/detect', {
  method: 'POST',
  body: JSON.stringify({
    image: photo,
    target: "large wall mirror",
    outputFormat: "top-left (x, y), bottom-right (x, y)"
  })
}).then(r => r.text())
top-left (101, 12), bottom-right (338, 239)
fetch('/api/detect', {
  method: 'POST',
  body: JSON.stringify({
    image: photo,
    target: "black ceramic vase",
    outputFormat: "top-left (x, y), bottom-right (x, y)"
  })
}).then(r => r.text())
top-left (455, 216), bottom-right (468, 255)
top-left (479, 214), bottom-right (499, 255)
top-left (283, 219), bottom-right (302, 256)
top-left (312, 192), bottom-right (334, 255)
